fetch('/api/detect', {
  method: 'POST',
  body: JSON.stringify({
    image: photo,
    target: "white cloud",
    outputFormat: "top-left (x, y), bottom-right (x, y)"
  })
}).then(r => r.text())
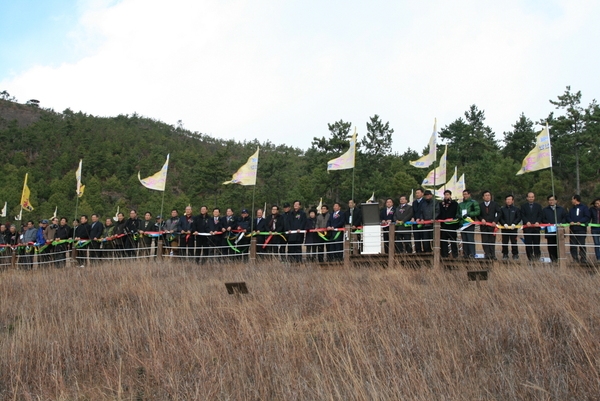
top-left (3, 0), bottom-right (600, 154)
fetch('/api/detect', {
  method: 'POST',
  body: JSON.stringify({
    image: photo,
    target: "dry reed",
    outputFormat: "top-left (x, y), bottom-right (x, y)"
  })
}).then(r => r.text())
top-left (1, 259), bottom-right (599, 400)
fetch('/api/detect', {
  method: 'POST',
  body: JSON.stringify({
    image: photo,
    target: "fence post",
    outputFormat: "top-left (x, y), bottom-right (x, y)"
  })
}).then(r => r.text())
top-left (250, 236), bottom-right (257, 263)
top-left (344, 225), bottom-right (351, 268)
top-left (72, 246), bottom-right (77, 265)
top-left (557, 226), bottom-right (567, 269)
top-left (157, 239), bottom-right (163, 259)
top-left (11, 250), bottom-right (17, 269)
top-left (388, 225), bottom-right (395, 268)
top-left (433, 221), bottom-right (441, 269)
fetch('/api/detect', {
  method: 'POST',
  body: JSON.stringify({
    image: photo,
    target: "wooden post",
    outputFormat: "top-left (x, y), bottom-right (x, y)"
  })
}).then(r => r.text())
top-left (72, 247), bottom-right (77, 265)
top-left (11, 250), bottom-right (17, 269)
top-left (388, 224), bottom-right (395, 268)
top-left (557, 226), bottom-right (567, 269)
top-left (249, 236), bottom-right (257, 263)
top-left (157, 239), bottom-right (163, 259)
top-left (344, 225), bottom-right (351, 268)
top-left (433, 221), bottom-right (441, 269)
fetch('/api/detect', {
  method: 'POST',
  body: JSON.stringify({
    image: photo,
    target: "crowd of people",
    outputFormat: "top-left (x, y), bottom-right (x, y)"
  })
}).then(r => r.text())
top-left (1, 190), bottom-right (599, 267)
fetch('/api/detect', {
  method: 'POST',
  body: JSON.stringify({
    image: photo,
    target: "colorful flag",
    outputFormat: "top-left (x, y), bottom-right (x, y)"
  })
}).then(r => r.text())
top-left (139, 154), bottom-right (170, 191)
top-left (437, 166), bottom-right (457, 198)
top-left (75, 159), bottom-right (85, 198)
top-left (410, 119), bottom-right (437, 168)
top-left (327, 128), bottom-right (357, 171)
top-left (422, 145), bottom-right (447, 186)
top-left (223, 148), bottom-right (259, 185)
top-left (1, 202), bottom-right (6, 217)
top-left (516, 126), bottom-right (552, 175)
top-left (21, 173), bottom-right (34, 211)
top-left (316, 198), bottom-right (323, 214)
top-left (456, 173), bottom-right (466, 195)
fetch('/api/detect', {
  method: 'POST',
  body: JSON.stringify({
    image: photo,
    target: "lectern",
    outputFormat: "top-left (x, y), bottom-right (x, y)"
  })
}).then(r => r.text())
top-left (361, 203), bottom-right (381, 254)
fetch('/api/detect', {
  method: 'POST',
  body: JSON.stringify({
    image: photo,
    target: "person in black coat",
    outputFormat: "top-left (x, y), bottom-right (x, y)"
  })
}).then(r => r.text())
top-left (74, 215), bottom-right (91, 266)
top-left (287, 201), bottom-right (307, 263)
top-left (438, 190), bottom-right (459, 258)
top-left (192, 206), bottom-right (210, 261)
top-left (139, 211), bottom-right (157, 255)
top-left (304, 209), bottom-right (318, 262)
top-left (345, 199), bottom-right (363, 254)
top-left (327, 202), bottom-right (345, 261)
top-left (265, 205), bottom-right (285, 255)
top-left (124, 210), bottom-right (142, 257)
top-left (54, 218), bottom-right (71, 266)
top-left (235, 209), bottom-right (252, 257)
top-left (411, 188), bottom-right (426, 253)
top-left (179, 206), bottom-right (195, 257)
top-left (379, 198), bottom-right (396, 254)
top-left (479, 190), bottom-right (501, 260)
top-left (89, 213), bottom-right (104, 262)
top-left (207, 208), bottom-right (225, 258)
top-left (520, 192), bottom-right (544, 261)
top-left (254, 208), bottom-right (268, 256)
top-left (499, 195), bottom-right (522, 260)
top-left (394, 195), bottom-right (414, 254)
top-left (541, 195), bottom-right (567, 262)
top-left (222, 208), bottom-right (239, 256)
top-left (567, 194), bottom-right (591, 262)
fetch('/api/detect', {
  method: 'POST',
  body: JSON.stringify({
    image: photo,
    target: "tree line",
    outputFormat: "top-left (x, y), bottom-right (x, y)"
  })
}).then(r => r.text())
top-left (0, 86), bottom-right (598, 223)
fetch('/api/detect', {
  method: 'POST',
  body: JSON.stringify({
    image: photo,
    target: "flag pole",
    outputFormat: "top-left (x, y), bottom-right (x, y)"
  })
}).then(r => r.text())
top-left (351, 167), bottom-right (355, 204)
top-left (546, 121), bottom-right (560, 260)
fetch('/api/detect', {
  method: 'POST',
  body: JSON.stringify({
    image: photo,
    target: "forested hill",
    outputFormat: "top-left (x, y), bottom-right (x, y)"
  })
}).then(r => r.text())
top-left (1, 85), bottom-right (599, 222)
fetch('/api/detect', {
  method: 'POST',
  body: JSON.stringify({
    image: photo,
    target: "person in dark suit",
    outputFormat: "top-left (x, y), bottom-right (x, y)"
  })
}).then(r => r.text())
top-left (74, 215), bottom-right (92, 266)
top-left (192, 206), bottom-right (210, 261)
top-left (327, 202), bottom-right (345, 261)
top-left (394, 195), bottom-right (414, 254)
top-left (479, 190), bottom-right (501, 260)
top-left (305, 209), bottom-right (318, 262)
top-left (345, 199), bottom-right (362, 254)
top-left (287, 201), bottom-right (307, 263)
top-left (222, 208), bottom-right (238, 256)
top-left (379, 198), bottom-right (395, 254)
top-left (139, 211), bottom-right (157, 256)
top-left (541, 195), bottom-right (567, 262)
top-left (520, 192), bottom-right (544, 261)
top-left (568, 194), bottom-right (591, 263)
top-left (265, 205), bottom-right (285, 256)
top-left (411, 188), bottom-right (426, 253)
top-left (89, 214), bottom-right (104, 262)
top-left (254, 208), bottom-right (268, 256)
top-left (499, 195), bottom-right (522, 260)
top-left (438, 190), bottom-right (459, 258)
top-left (207, 208), bottom-right (225, 258)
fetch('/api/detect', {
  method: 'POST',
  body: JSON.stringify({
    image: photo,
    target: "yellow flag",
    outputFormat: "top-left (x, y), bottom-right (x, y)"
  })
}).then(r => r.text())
top-left (516, 127), bottom-right (552, 175)
top-left (76, 159), bottom-right (85, 197)
top-left (223, 148), bottom-right (259, 185)
top-left (139, 154), bottom-right (169, 191)
top-left (410, 119), bottom-right (437, 168)
top-left (21, 173), bottom-right (34, 211)
top-left (327, 128), bottom-right (357, 171)
top-left (422, 145), bottom-right (447, 186)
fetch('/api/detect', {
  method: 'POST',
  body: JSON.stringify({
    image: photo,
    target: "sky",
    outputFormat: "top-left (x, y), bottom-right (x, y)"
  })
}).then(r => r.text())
top-left (1, 0), bottom-right (599, 155)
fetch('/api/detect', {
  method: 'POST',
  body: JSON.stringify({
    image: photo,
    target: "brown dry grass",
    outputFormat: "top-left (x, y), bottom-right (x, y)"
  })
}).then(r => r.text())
top-left (1, 260), bottom-right (600, 400)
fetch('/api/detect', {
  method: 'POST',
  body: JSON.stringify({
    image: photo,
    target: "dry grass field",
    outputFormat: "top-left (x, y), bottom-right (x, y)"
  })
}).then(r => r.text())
top-left (1, 259), bottom-right (600, 400)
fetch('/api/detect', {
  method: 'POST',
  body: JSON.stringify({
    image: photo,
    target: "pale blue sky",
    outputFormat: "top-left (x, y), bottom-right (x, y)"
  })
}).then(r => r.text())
top-left (1, 0), bottom-right (599, 153)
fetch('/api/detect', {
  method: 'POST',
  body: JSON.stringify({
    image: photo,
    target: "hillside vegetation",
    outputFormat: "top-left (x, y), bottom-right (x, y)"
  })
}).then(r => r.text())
top-left (1, 86), bottom-right (599, 222)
